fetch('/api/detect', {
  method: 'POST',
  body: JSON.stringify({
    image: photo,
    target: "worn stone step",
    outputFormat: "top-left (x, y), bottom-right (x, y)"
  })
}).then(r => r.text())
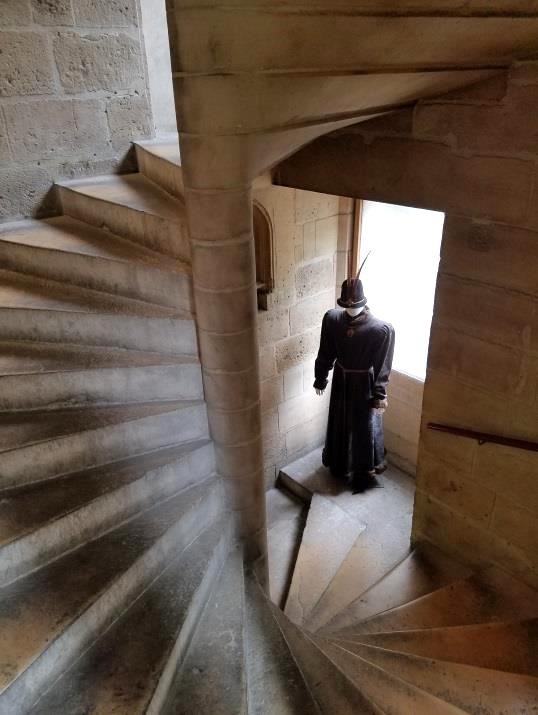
top-left (244, 570), bottom-right (320, 715)
top-left (319, 544), bottom-right (471, 635)
top-left (0, 440), bottom-right (215, 586)
top-left (332, 641), bottom-right (538, 714)
top-left (335, 567), bottom-right (538, 638)
top-left (163, 548), bottom-right (247, 715)
top-left (31, 513), bottom-right (231, 715)
top-left (277, 447), bottom-right (331, 504)
top-left (277, 449), bottom-right (415, 633)
top-left (318, 639), bottom-right (468, 715)
top-left (135, 137), bottom-right (183, 199)
top-left (0, 304), bottom-right (196, 353)
top-left (0, 401), bottom-right (179, 453)
top-left (294, 483), bottom-right (414, 634)
top-left (0, 340), bottom-right (195, 376)
top-left (0, 268), bottom-right (181, 319)
top-left (0, 217), bottom-right (192, 312)
top-left (0, 361), bottom-right (203, 411)
top-left (270, 604), bottom-right (384, 714)
top-left (334, 619), bottom-right (538, 677)
top-left (0, 478), bottom-right (225, 714)
top-left (57, 173), bottom-right (190, 261)
top-left (285, 495), bottom-right (366, 627)
top-left (266, 488), bottom-right (307, 608)
top-left (0, 400), bottom-right (209, 490)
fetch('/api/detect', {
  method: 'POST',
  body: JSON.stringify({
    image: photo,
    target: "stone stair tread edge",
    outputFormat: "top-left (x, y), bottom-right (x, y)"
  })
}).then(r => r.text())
top-left (0, 439), bottom-right (215, 552)
top-left (0, 268), bottom-right (187, 319)
top-left (161, 547), bottom-right (246, 715)
top-left (284, 493), bottom-right (367, 628)
top-left (0, 351), bottom-right (199, 378)
top-left (333, 566), bottom-right (538, 638)
top-left (331, 617), bottom-right (538, 677)
top-left (270, 601), bottom-right (387, 715)
top-left (329, 638), bottom-right (538, 713)
top-left (56, 173), bottom-right (186, 222)
top-left (317, 638), bottom-right (471, 715)
top-left (318, 542), bottom-right (472, 635)
top-left (27, 512), bottom-right (232, 715)
top-left (0, 398), bottom-right (205, 459)
top-left (0, 480), bottom-right (226, 712)
top-left (244, 570), bottom-right (329, 715)
top-left (0, 216), bottom-right (189, 275)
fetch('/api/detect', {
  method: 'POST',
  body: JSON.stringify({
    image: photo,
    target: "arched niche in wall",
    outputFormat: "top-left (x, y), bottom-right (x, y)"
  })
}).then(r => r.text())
top-left (253, 201), bottom-right (274, 310)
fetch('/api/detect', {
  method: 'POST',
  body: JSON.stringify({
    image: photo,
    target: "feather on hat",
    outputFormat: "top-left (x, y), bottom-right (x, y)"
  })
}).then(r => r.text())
top-left (337, 252), bottom-right (370, 308)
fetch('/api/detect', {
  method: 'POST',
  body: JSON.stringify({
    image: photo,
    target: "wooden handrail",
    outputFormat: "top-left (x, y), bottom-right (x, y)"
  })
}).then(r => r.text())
top-left (427, 423), bottom-right (538, 454)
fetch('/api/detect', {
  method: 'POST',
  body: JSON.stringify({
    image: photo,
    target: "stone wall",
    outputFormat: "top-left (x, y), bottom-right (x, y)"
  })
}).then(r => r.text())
top-left (252, 182), bottom-right (353, 488)
top-left (385, 371), bottom-right (424, 475)
top-left (275, 66), bottom-right (538, 588)
top-left (0, 0), bottom-right (155, 220)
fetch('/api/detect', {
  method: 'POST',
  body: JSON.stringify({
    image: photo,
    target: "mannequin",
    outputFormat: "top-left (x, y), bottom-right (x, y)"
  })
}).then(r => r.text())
top-left (313, 271), bottom-right (395, 493)
top-left (316, 305), bottom-right (364, 395)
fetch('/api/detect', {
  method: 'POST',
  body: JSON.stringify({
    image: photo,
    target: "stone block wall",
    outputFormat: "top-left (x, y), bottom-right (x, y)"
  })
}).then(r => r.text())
top-left (252, 183), bottom-right (353, 488)
top-left (385, 371), bottom-right (424, 475)
top-left (275, 65), bottom-right (538, 588)
top-left (0, 0), bottom-right (155, 219)
top-left (372, 71), bottom-right (538, 587)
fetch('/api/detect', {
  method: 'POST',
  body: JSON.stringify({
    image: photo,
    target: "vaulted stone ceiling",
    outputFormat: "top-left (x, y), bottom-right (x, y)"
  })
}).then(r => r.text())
top-left (167, 0), bottom-right (538, 183)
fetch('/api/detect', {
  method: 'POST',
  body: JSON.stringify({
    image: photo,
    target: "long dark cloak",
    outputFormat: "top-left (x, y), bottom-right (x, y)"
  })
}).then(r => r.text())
top-left (314, 308), bottom-right (395, 480)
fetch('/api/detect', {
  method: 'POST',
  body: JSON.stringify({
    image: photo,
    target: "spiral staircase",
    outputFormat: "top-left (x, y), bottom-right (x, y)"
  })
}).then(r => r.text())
top-left (0, 137), bottom-right (535, 713)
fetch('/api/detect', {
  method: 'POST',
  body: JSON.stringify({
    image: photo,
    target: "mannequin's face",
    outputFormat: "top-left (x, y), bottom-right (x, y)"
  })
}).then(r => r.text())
top-left (345, 306), bottom-right (363, 317)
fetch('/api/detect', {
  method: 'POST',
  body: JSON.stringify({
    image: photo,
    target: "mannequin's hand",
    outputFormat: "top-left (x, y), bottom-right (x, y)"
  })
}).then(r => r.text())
top-left (372, 398), bottom-right (388, 413)
top-left (315, 388), bottom-right (325, 396)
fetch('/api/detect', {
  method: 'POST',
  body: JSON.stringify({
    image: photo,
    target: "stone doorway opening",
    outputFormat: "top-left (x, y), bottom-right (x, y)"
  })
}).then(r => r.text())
top-left (357, 199), bottom-right (445, 475)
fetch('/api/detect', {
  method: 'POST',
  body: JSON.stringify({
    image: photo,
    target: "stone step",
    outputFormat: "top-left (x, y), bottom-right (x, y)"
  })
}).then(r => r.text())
top-left (277, 447), bottom-right (330, 504)
top-left (244, 570), bottom-right (320, 715)
top-left (318, 640), bottom-right (468, 715)
top-left (283, 473), bottom-right (414, 634)
top-left (0, 217), bottom-right (192, 312)
top-left (0, 479), bottom-right (225, 713)
top-left (0, 306), bottom-right (196, 354)
top-left (57, 173), bottom-right (190, 262)
top-left (32, 513), bottom-right (231, 715)
top-left (134, 137), bottom-right (183, 199)
top-left (331, 641), bottom-right (538, 714)
top-left (163, 548), bottom-right (247, 715)
top-left (319, 544), bottom-right (471, 635)
top-left (0, 340), bottom-right (195, 376)
top-left (334, 619), bottom-right (538, 677)
top-left (266, 488), bottom-right (307, 608)
top-left (284, 495), bottom-right (366, 627)
top-left (0, 440), bottom-right (215, 586)
top-left (0, 401), bottom-right (180, 453)
top-left (278, 449), bottom-right (415, 633)
top-left (335, 567), bottom-right (538, 638)
top-left (0, 360), bottom-right (203, 411)
top-left (0, 268), bottom-right (179, 318)
top-left (270, 604), bottom-right (384, 714)
top-left (0, 400), bottom-right (209, 490)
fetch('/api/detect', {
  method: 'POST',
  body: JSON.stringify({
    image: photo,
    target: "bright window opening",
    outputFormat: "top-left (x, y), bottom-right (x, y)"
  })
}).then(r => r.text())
top-left (358, 201), bottom-right (444, 381)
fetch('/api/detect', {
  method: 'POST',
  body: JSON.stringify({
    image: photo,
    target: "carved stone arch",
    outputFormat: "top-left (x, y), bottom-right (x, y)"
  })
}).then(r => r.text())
top-left (253, 201), bottom-right (275, 309)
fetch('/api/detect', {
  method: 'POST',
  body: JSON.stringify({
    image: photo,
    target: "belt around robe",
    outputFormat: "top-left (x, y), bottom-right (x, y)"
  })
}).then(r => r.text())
top-left (335, 362), bottom-right (373, 375)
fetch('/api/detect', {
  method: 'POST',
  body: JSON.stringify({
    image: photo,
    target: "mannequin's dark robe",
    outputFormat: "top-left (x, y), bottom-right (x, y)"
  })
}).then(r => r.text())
top-left (314, 308), bottom-right (395, 481)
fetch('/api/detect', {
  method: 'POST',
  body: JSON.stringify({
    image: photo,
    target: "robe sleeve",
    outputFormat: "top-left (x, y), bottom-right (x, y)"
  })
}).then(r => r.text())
top-left (313, 312), bottom-right (336, 390)
top-left (371, 324), bottom-right (395, 407)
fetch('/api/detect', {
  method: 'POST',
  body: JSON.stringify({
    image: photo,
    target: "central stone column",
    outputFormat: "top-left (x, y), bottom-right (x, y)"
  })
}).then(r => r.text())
top-left (182, 171), bottom-right (267, 566)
